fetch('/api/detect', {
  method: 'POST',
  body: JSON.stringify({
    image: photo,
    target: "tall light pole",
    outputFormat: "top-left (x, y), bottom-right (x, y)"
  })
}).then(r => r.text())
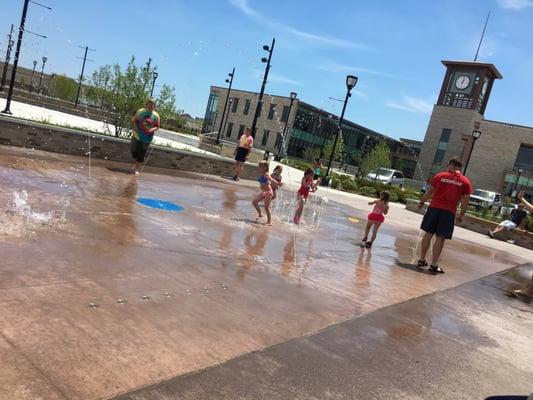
top-left (217, 67), bottom-right (235, 143)
top-left (463, 129), bottom-right (481, 176)
top-left (514, 168), bottom-right (523, 196)
top-left (150, 70), bottom-right (158, 97)
top-left (324, 75), bottom-right (358, 184)
top-left (75, 45), bottom-right (95, 107)
top-left (250, 37), bottom-right (275, 138)
top-left (37, 56), bottom-right (47, 94)
top-left (0, 24), bottom-right (14, 92)
top-left (142, 57), bottom-right (152, 92)
top-left (29, 60), bottom-right (37, 92)
top-left (276, 91), bottom-right (297, 160)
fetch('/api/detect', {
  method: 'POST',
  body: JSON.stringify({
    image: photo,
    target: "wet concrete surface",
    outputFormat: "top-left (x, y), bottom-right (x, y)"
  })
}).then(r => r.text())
top-left (113, 266), bottom-right (533, 400)
top-left (0, 145), bottom-right (530, 400)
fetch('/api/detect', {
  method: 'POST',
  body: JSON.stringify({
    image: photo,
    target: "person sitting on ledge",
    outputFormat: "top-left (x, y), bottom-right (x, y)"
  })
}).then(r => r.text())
top-left (488, 203), bottom-right (528, 239)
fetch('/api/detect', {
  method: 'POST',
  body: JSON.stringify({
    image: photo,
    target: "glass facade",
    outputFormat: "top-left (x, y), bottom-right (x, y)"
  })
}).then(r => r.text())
top-left (202, 91), bottom-right (219, 133)
top-left (261, 130), bottom-right (270, 146)
top-left (268, 103), bottom-right (276, 120)
top-left (243, 99), bottom-right (251, 115)
top-left (231, 97), bottom-right (239, 113)
top-left (514, 144), bottom-right (533, 171)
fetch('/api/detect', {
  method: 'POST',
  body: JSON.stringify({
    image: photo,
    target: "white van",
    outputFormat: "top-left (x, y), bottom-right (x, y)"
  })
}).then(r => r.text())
top-left (365, 168), bottom-right (405, 188)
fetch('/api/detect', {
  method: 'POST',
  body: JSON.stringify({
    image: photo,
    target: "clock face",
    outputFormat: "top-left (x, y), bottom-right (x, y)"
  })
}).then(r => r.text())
top-left (481, 80), bottom-right (488, 96)
top-left (455, 75), bottom-right (471, 90)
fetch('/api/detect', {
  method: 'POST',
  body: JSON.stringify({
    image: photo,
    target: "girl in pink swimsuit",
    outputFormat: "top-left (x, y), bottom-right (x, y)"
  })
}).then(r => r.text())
top-left (253, 161), bottom-right (274, 226)
top-left (362, 191), bottom-right (390, 248)
top-left (293, 168), bottom-right (317, 225)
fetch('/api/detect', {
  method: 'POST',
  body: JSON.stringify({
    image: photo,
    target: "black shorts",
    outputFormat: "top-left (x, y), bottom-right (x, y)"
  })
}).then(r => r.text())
top-left (421, 207), bottom-right (456, 239)
top-left (235, 147), bottom-right (248, 162)
top-left (130, 139), bottom-right (151, 163)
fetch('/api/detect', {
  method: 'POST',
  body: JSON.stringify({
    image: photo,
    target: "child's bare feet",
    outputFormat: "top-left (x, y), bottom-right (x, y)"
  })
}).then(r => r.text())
top-left (264, 221), bottom-right (272, 226)
top-left (256, 215), bottom-right (263, 221)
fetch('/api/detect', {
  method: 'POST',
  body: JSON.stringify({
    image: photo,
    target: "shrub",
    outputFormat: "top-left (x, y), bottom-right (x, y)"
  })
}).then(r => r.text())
top-left (359, 186), bottom-right (377, 198)
top-left (341, 179), bottom-right (358, 193)
top-left (331, 176), bottom-right (340, 189)
top-left (388, 192), bottom-right (399, 202)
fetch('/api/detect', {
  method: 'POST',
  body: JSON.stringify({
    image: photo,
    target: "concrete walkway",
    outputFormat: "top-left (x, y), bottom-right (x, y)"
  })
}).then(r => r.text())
top-left (114, 265), bottom-right (533, 400)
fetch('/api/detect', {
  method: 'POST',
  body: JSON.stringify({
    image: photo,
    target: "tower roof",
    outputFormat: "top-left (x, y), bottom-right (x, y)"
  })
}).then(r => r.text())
top-left (441, 60), bottom-right (503, 79)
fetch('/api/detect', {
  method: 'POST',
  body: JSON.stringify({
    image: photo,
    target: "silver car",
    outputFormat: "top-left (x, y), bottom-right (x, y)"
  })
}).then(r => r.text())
top-left (365, 168), bottom-right (405, 188)
top-left (469, 189), bottom-right (503, 211)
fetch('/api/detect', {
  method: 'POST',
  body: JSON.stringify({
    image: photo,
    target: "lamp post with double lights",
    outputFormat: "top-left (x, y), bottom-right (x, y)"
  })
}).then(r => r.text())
top-left (2, 0), bottom-right (51, 114)
top-left (323, 75), bottom-right (358, 185)
top-left (514, 168), bottom-right (524, 196)
top-left (29, 60), bottom-right (37, 92)
top-left (217, 67), bottom-right (235, 143)
top-left (37, 56), bottom-right (47, 93)
top-left (0, 24), bottom-right (14, 92)
top-left (275, 91), bottom-right (297, 160)
top-left (250, 38), bottom-right (275, 138)
top-left (463, 129), bottom-right (481, 176)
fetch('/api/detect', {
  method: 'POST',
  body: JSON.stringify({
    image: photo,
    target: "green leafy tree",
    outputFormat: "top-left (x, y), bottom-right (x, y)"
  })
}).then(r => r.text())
top-left (48, 75), bottom-right (78, 101)
top-left (86, 65), bottom-right (112, 107)
top-left (323, 133), bottom-right (345, 162)
top-left (361, 141), bottom-right (392, 176)
top-left (157, 84), bottom-right (178, 122)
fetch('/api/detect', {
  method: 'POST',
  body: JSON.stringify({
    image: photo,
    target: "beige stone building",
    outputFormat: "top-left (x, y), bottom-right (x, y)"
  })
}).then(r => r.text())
top-left (417, 60), bottom-right (533, 198)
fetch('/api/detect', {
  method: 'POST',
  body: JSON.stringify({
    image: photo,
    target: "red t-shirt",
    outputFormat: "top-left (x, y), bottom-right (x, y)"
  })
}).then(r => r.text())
top-left (429, 171), bottom-right (472, 214)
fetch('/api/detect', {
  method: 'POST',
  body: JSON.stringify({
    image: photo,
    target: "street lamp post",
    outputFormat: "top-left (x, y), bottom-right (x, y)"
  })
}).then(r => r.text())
top-left (150, 70), bottom-right (158, 97)
top-left (75, 45), bottom-right (95, 107)
top-left (37, 56), bottom-right (47, 94)
top-left (323, 75), bottom-right (358, 185)
top-left (514, 168), bottom-right (523, 195)
top-left (217, 67), bottom-right (235, 144)
top-left (29, 60), bottom-right (37, 92)
top-left (0, 24), bottom-right (14, 92)
top-left (275, 91), bottom-right (297, 160)
top-left (463, 129), bottom-right (481, 176)
top-left (250, 38), bottom-right (275, 138)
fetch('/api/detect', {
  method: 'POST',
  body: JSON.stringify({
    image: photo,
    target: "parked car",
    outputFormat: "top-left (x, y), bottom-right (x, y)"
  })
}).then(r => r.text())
top-left (469, 189), bottom-right (503, 211)
top-left (365, 168), bottom-right (405, 187)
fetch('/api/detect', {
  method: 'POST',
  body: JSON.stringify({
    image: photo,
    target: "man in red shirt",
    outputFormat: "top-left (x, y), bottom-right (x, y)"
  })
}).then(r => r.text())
top-left (417, 157), bottom-right (472, 273)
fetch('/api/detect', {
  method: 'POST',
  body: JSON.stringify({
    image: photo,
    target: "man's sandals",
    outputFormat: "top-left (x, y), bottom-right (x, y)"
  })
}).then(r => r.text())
top-left (417, 260), bottom-right (445, 274)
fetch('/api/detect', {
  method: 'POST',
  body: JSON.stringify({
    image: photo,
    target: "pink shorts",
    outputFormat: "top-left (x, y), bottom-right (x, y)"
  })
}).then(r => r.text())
top-left (368, 212), bottom-right (385, 223)
top-left (258, 189), bottom-right (273, 200)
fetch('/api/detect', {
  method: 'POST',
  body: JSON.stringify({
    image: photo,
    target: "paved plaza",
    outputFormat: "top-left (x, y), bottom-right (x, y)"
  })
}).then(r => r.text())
top-left (0, 145), bottom-right (531, 400)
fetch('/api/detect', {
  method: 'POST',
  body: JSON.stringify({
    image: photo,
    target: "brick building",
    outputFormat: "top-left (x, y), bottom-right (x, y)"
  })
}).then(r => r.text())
top-left (417, 60), bottom-right (533, 198)
top-left (202, 86), bottom-right (420, 178)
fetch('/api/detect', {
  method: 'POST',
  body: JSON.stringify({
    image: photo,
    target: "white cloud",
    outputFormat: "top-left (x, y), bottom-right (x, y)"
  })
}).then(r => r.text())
top-left (386, 95), bottom-right (433, 114)
top-left (497, 0), bottom-right (533, 9)
top-left (317, 62), bottom-right (398, 79)
top-left (268, 72), bottom-right (301, 86)
top-left (229, 0), bottom-right (370, 50)
top-left (229, 0), bottom-right (258, 16)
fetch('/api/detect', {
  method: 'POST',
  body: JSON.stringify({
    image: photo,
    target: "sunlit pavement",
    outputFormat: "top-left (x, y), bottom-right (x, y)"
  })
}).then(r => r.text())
top-left (0, 145), bottom-right (531, 400)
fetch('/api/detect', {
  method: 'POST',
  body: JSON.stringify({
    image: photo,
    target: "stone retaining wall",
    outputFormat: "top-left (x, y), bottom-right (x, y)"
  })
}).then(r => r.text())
top-left (405, 198), bottom-right (533, 250)
top-left (0, 115), bottom-right (258, 180)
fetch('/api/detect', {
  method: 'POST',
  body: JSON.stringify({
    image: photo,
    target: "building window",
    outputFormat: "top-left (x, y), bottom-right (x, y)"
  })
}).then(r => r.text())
top-left (232, 97), bottom-right (239, 113)
top-left (281, 105), bottom-right (290, 122)
top-left (440, 128), bottom-right (451, 143)
top-left (243, 99), bottom-right (251, 115)
top-left (268, 103), bottom-right (276, 120)
top-left (433, 149), bottom-right (445, 164)
top-left (238, 124), bottom-right (245, 138)
top-left (226, 122), bottom-right (233, 138)
top-left (262, 130), bottom-right (270, 146)
top-left (275, 132), bottom-right (283, 149)
top-left (514, 144), bottom-right (533, 171)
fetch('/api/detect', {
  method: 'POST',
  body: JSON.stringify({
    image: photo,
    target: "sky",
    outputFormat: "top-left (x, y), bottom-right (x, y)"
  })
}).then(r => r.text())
top-left (1, 0), bottom-right (532, 141)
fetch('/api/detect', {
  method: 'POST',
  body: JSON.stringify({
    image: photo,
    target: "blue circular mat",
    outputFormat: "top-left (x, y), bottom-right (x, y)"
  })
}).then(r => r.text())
top-left (137, 198), bottom-right (184, 212)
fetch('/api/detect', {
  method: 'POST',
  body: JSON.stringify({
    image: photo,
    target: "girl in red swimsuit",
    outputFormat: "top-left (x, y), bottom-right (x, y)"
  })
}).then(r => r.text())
top-left (293, 168), bottom-right (317, 225)
top-left (361, 191), bottom-right (390, 248)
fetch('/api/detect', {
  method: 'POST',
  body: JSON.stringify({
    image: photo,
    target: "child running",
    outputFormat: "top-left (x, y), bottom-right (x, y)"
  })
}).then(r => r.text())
top-left (313, 158), bottom-right (323, 185)
top-left (361, 191), bottom-right (390, 248)
top-left (270, 165), bottom-right (283, 200)
top-left (293, 168), bottom-right (317, 225)
top-left (252, 161), bottom-right (274, 226)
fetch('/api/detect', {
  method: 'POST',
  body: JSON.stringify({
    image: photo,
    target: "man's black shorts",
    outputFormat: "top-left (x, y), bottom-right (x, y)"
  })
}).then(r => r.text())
top-left (420, 207), bottom-right (456, 239)
top-left (235, 147), bottom-right (248, 162)
top-left (130, 139), bottom-right (151, 163)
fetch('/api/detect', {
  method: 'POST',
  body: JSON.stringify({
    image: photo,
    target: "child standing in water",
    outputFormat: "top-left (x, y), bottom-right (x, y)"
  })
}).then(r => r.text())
top-left (362, 191), bottom-right (390, 248)
top-left (252, 161), bottom-right (274, 226)
top-left (293, 168), bottom-right (317, 225)
top-left (313, 158), bottom-right (323, 185)
top-left (270, 165), bottom-right (283, 200)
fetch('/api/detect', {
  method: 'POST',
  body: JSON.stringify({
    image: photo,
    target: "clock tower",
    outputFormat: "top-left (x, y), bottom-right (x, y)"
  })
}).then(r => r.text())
top-left (416, 60), bottom-right (503, 180)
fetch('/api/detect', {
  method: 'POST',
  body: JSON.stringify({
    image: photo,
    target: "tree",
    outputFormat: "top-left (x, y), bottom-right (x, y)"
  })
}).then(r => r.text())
top-left (303, 146), bottom-right (320, 162)
top-left (157, 84), bottom-right (177, 122)
top-left (89, 57), bottom-right (149, 138)
top-left (361, 141), bottom-right (392, 176)
top-left (48, 75), bottom-right (78, 102)
top-left (323, 133), bottom-right (345, 162)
